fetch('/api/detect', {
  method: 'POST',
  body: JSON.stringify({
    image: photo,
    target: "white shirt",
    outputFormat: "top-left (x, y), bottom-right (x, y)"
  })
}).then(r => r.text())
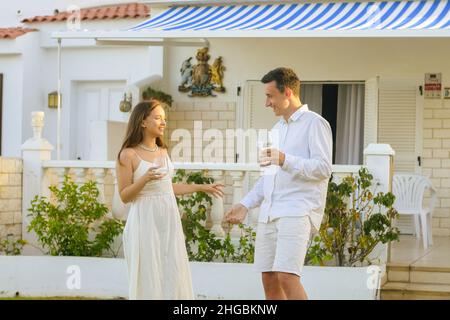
top-left (240, 104), bottom-right (333, 231)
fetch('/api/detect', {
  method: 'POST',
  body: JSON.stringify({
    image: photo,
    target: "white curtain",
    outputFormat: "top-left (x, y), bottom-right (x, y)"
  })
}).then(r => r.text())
top-left (335, 84), bottom-right (365, 165)
top-left (300, 84), bottom-right (322, 114)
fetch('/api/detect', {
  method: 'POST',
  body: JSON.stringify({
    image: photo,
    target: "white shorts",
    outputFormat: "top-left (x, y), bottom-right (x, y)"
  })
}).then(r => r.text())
top-left (254, 215), bottom-right (311, 277)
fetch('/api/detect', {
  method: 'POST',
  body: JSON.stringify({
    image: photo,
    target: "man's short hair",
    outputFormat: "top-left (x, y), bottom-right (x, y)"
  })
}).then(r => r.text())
top-left (261, 67), bottom-right (300, 97)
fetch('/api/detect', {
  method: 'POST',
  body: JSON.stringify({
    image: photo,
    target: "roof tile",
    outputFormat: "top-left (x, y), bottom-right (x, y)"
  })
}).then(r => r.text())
top-left (0, 27), bottom-right (38, 39)
top-left (22, 2), bottom-right (149, 23)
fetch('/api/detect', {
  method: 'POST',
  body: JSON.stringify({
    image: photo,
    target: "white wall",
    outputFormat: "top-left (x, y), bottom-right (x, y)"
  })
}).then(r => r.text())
top-left (19, 32), bottom-right (44, 148)
top-left (0, 30), bottom-right (42, 158)
top-left (0, 53), bottom-right (23, 157)
top-left (40, 45), bottom-right (157, 159)
top-left (0, 256), bottom-right (379, 300)
top-left (1, 12), bottom-right (161, 159)
top-left (166, 38), bottom-right (450, 101)
top-left (108, 121), bottom-right (128, 160)
top-left (164, 37), bottom-right (450, 238)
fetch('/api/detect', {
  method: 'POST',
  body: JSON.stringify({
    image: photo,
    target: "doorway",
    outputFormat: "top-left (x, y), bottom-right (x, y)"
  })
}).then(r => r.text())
top-left (72, 81), bottom-right (127, 160)
top-left (242, 80), bottom-right (366, 165)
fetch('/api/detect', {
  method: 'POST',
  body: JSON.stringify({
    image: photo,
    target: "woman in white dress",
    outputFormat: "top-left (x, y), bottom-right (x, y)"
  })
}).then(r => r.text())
top-left (116, 100), bottom-right (224, 300)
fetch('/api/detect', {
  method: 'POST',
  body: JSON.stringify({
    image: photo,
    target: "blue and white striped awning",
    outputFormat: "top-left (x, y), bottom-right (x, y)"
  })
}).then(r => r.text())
top-left (53, 0), bottom-right (450, 39)
top-left (130, 0), bottom-right (450, 35)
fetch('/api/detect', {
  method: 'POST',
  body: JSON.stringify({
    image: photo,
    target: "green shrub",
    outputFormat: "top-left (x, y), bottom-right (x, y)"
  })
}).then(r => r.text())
top-left (27, 176), bottom-right (124, 257)
top-left (174, 167), bottom-right (399, 266)
top-left (173, 169), bottom-right (255, 263)
top-left (26, 167), bottom-right (397, 267)
top-left (306, 168), bottom-right (400, 267)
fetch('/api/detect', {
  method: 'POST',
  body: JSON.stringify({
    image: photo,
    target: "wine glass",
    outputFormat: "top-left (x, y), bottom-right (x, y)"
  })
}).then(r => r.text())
top-left (153, 154), bottom-right (168, 175)
top-left (257, 140), bottom-right (272, 167)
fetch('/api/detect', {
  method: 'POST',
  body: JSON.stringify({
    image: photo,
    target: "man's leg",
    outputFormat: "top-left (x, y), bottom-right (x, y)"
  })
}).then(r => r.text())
top-left (254, 221), bottom-right (279, 300)
top-left (278, 272), bottom-right (308, 300)
top-left (271, 216), bottom-right (311, 300)
top-left (261, 272), bottom-right (286, 300)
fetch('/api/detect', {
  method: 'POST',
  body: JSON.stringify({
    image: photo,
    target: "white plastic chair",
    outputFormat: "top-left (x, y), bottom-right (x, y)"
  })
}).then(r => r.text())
top-left (392, 173), bottom-right (437, 249)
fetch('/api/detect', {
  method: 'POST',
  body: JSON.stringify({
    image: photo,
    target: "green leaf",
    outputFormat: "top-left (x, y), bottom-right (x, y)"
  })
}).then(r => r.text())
top-left (307, 168), bottom-right (400, 267)
top-left (26, 175), bottom-right (124, 257)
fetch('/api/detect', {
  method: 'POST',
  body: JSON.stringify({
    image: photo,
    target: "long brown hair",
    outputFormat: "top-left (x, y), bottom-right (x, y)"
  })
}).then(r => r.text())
top-left (117, 100), bottom-right (167, 164)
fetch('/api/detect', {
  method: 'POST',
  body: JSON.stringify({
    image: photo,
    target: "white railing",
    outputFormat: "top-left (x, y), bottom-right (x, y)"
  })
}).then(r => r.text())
top-left (40, 160), bottom-right (264, 238)
top-left (40, 160), bottom-right (364, 236)
top-left (21, 111), bottom-right (395, 260)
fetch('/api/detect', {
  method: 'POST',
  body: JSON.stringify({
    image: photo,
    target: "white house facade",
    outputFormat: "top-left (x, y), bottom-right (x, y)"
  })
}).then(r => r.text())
top-left (1, 0), bottom-right (450, 237)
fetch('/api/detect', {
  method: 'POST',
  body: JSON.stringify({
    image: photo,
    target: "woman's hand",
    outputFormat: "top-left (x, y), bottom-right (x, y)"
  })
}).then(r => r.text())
top-left (142, 166), bottom-right (166, 183)
top-left (199, 183), bottom-right (225, 198)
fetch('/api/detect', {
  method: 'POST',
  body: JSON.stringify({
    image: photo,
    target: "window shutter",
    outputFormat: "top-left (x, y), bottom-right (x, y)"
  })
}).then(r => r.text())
top-left (378, 79), bottom-right (419, 172)
top-left (246, 80), bottom-right (276, 130)
top-left (377, 78), bottom-right (422, 234)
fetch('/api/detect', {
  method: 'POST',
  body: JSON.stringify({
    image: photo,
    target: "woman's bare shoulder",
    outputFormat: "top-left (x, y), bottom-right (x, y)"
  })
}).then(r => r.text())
top-left (118, 148), bottom-right (137, 164)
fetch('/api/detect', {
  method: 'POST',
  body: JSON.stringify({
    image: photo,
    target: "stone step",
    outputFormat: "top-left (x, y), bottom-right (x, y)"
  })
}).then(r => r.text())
top-left (386, 263), bottom-right (410, 282)
top-left (381, 282), bottom-right (450, 300)
top-left (387, 263), bottom-right (450, 285)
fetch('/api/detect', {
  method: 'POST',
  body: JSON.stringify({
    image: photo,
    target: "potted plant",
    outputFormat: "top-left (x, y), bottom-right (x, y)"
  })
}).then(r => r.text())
top-left (306, 167), bottom-right (399, 267)
top-left (0, 176), bottom-right (127, 299)
top-left (296, 167), bottom-right (400, 300)
top-left (1, 169), bottom-right (398, 299)
top-left (188, 168), bottom-right (400, 300)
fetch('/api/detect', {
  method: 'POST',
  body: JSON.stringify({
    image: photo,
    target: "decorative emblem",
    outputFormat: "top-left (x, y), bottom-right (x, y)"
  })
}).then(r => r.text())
top-left (178, 47), bottom-right (226, 97)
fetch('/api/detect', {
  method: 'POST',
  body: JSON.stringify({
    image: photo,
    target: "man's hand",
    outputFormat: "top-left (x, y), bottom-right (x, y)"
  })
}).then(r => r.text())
top-left (259, 148), bottom-right (285, 167)
top-left (225, 203), bottom-right (249, 224)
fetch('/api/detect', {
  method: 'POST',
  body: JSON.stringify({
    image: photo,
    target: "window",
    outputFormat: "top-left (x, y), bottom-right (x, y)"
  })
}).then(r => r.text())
top-left (301, 82), bottom-right (365, 165)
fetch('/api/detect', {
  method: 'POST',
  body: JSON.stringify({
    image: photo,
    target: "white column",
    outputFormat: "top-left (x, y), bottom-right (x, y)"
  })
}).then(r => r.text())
top-left (364, 143), bottom-right (395, 194)
top-left (54, 167), bottom-right (68, 189)
top-left (363, 143), bottom-right (395, 274)
top-left (109, 168), bottom-right (119, 219)
top-left (21, 111), bottom-right (54, 255)
top-left (110, 167), bottom-right (118, 187)
top-left (92, 168), bottom-right (106, 203)
top-left (248, 171), bottom-right (262, 229)
top-left (72, 168), bottom-right (87, 186)
top-left (208, 170), bottom-right (225, 237)
top-left (229, 171), bottom-right (244, 238)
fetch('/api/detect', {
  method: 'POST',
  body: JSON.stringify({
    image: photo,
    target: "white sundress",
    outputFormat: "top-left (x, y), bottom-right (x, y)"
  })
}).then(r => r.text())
top-left (122, 153), bottom-right (194, 300)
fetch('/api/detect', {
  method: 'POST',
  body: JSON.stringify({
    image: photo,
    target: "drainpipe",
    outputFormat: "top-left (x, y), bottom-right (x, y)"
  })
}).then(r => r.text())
top-left (57, 38), bottom-right (62, 160)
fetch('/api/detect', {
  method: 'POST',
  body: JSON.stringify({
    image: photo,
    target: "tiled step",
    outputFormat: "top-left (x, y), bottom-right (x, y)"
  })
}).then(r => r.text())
top-left (410, 266), bottom-right (450, 285)
top-left (381, 282), bottom-right (450, 300)
top-left (387, 263), bottom-right (450, 285)
top-left (386, 263), bottom-right (410, 282)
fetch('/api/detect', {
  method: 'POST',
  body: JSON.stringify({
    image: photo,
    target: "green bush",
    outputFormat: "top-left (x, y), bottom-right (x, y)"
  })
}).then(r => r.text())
top-left (142, 87), bottom-right (173, 107)
top-left (173, 169), bottom-right (255, 263)
top-left (174, 167), bottom-right (399, 266)
top-left (0, 234), bottom-right (26, 255)
top-left (27, 176), bottom-right (124, 257)
top-left (306, 168), bottom-right (400, 267)
top-left (26, 167), bottom-right (397, 267)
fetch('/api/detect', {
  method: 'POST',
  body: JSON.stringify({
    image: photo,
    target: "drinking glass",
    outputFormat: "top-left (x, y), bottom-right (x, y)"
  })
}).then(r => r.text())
top-left (257, 140), bottom-right (272, 167)
top-left (153, 154), bottom-right (168, 175)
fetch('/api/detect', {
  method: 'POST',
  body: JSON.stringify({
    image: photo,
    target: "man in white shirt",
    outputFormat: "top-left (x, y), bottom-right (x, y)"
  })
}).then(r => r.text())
top-left (225, 67), bottom-right (332, 300)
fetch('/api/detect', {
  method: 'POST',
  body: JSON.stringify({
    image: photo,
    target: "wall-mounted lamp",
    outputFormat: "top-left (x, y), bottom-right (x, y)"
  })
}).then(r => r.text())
top-left (119, 92), bottom-right (132, 112)
top-left (48, 91), bottom-right (61, 109)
